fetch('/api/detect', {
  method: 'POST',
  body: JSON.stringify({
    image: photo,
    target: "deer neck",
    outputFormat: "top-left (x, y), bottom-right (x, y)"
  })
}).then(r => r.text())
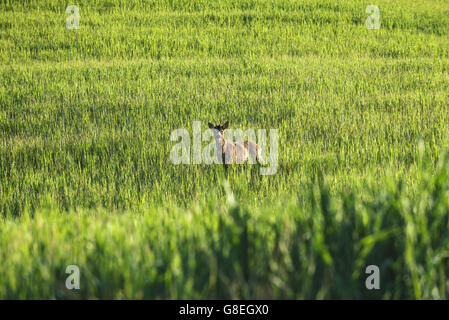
top-left (216, 134), bottom-right (226, 153)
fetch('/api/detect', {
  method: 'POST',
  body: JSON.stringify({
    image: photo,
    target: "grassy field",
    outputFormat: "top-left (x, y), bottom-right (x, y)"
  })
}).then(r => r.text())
top-left (1, 0), bottom-right (449, 299)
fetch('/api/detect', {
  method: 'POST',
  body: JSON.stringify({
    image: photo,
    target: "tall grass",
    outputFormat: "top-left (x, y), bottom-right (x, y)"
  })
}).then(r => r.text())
top-left (1, 1), bottom-right (449, 215)
top-left (1, 0), bottom-right (449, 299)
top-left (0, 146), bottom-right (448, 299)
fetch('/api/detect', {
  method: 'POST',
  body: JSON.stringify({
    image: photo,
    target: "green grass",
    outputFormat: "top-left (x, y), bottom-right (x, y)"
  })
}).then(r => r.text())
top-left (1, 0), bottom-right (449, 299)
top-left (1, 148), bottom-right (449, 299)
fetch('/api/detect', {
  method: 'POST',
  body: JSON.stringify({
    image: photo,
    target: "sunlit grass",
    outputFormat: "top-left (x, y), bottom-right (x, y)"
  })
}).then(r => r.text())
top-left (0, 0), bottom-right (449, 299)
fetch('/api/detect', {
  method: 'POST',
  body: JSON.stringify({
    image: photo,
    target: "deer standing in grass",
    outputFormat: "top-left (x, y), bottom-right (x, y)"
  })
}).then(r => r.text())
top-left (208, 121), bottom-right (262, 171)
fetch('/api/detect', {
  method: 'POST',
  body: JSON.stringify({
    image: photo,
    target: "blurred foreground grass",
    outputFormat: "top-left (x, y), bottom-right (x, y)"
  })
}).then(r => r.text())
top-left (1, 147), bottom-right (448, 299)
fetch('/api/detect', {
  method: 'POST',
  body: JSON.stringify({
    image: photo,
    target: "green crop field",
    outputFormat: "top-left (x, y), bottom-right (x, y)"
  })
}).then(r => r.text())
top-left (1, 0), bottom-right (449, 299)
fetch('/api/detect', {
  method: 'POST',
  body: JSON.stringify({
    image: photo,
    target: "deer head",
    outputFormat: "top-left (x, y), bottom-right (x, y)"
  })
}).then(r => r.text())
top-left (208, 121), bottom-right (229, 145)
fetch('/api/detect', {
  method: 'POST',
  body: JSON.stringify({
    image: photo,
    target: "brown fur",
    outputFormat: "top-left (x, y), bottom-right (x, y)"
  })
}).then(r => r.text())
top-left (209, 121), bottom-right (261, 165)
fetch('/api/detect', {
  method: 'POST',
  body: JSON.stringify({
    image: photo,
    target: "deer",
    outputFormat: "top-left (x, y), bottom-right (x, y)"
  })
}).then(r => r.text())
top-left (208, 121), bottom-right (262, 171)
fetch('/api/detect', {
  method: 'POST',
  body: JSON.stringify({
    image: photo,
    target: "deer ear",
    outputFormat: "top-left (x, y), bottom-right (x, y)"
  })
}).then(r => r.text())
top-left (208, 123), bottom-right (214, 129)
top-left (223, 121), bottom-right (229, 129)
